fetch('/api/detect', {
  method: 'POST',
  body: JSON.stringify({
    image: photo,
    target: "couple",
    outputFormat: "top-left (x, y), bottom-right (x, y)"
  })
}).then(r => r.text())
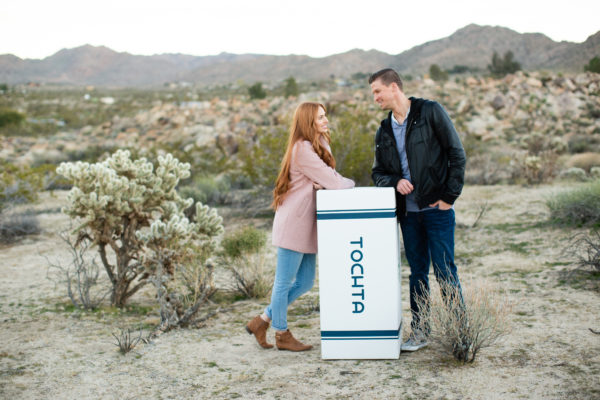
top-left (246, 68), bottom-right (467, 353)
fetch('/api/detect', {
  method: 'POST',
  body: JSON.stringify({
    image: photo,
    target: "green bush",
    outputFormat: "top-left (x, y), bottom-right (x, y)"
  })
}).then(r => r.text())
top-left (139, 143), bottom-right (232, 179)
top-left (0, 109), bottom-right (25, 128)
top-left (330, 107), bottom-right (375, 186)
top-left (284, 76), bottom-right (299, 98)
top-left (488, 51), bottom-right (521, 77)
top-left (547, 181), bottom-right (600, 227)
top-left (179, 175), bottom-right (232, 207)
top-left (238, 105), bottom-right (375, 188)
top-left (248, 82), bottom-right (267, 99)
top-left (429, 64), bottom-right (448, 82)
top-left (584, 56), bottom-right (600, 73)
top-left (0, 162), bottom-right (44, 212)
top-left (219, 226), bottom-right (271, 299)
top-left (0, 211), bottom-right (41, 243)
top-left (238, 126), bottom-right (287, 187)
top-left (220, 225), bottom-right (266, 259)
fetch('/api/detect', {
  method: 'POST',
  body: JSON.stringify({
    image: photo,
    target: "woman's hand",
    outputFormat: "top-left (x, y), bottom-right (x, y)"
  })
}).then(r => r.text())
top-left (313, 183), bottom-right (324, 190)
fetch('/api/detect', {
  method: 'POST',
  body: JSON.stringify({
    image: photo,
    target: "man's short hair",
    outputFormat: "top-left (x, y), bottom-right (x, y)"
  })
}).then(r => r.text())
top-left (368, 68), bottom-right (403, 91)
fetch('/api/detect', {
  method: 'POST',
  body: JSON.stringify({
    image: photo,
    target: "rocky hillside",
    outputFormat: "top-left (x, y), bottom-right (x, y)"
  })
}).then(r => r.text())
top-left (3, 71), bottom-right (599, 186)
top-left (1, 25), bottom-right (599, 86)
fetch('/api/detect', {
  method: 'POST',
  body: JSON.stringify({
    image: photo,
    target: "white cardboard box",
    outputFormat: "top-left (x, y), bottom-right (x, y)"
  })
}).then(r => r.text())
top-left (316, 187), bottom-right (402, 359)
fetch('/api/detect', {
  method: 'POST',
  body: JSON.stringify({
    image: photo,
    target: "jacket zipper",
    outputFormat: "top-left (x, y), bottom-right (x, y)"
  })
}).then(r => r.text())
top-left (403, 110), bottom-right (416, 216)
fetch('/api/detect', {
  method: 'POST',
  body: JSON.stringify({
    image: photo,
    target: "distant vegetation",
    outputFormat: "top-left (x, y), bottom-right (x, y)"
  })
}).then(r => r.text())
top-left (248, 82), bottom-right (267, 99)
top-left (584, 56), bottom-right (600, 73)
top-left (488, 51), bottom-right (522, 77)
top-left (547, 181), bottom-right (600, 228)
top-left (0, 108), bottom-right (25, 128)
top-left (429, 64), bottom-right (448, 82)
top-left (284, 76), bottom-right (299, 98)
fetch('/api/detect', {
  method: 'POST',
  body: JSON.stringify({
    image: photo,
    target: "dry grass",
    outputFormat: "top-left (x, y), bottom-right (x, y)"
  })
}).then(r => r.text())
top-left (566, 152), bottom-right (600, 172)
top-left (415, 279), bottom-right (513, 363)
top-left (0, 210), bottom-right (40, 243)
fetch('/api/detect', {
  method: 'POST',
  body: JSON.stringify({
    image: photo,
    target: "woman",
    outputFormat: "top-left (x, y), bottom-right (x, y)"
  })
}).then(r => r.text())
top-left (246, 102), bottom-right (355, 351)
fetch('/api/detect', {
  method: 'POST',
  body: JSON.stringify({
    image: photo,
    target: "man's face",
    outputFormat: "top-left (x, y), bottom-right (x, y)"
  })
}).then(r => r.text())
top-left (370, 79), bottom-right (395, 110)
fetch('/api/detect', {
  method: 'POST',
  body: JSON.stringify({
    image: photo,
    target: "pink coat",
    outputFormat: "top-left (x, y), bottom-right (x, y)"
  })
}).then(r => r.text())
top-left (272, 140), bottom-right (355, 253)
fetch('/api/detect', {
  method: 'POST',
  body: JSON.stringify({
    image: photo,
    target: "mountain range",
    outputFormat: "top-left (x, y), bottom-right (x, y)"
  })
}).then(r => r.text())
top-left (1, 24), bottom-right (599, 87)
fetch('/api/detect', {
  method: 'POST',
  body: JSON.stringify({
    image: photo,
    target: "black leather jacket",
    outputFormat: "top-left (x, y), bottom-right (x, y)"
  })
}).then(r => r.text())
top-left (371, 97), bottom-right (466, 217)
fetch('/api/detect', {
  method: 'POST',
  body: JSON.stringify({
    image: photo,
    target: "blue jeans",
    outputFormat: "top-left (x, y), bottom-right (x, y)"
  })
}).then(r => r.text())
top-left (264, 248), bottom-right (316, 331)
top-left (399, 208), bottom-right (462, 331)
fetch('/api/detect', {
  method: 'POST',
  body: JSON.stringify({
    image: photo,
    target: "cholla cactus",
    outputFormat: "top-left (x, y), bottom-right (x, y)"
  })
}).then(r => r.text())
top-left (57, 150), bottom-right (222, 308)
top-left (137, 204), bottom-right (223, 331)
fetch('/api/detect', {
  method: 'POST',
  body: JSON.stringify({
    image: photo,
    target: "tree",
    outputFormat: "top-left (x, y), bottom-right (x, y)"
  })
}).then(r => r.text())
top-left (429, 64), bottom-right (448, 82)
top-left (0, 109), bottom-right (25, 128)
top-left (57, 150), bottom-right (223, 308)
top-left (283, 76), bottom-right (299, 98)
top-left (584, 56), bottom-right (600, 73)
top-left (248, 82), bottom-right (267, 99)
top-left (488, 51), bottom-right (522, 77)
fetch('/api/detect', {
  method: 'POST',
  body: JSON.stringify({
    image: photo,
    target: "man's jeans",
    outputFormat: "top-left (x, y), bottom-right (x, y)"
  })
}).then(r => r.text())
top-left (264, 247), bottom-right (316, 331)
top-left (399, 208), bottom-right (462, 331)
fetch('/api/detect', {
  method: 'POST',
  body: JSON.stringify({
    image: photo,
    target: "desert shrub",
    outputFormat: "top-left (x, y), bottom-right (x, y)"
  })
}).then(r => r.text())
top-left (238, 104), bottom-right (374, 187)
top-left (488, 51), bottom-right (521, 77)
top-left (330, 106), bottom-right (376, 186)
top-left (141, 142), bottom-right (232, 179)
top-left (284, 76), bottom-right (299, 98)
top-left (238, 126), bottom-right (287, 187)
top-left (429, 64), bottom-right (448, 82)
top-left (512, 151), bottom-right (560, 185)
top-left (112, 328), bottom-right (142, 354)
top-left (179, 175), bottom-right (232, 207)
top-left (219, 226), bottom-right (272, 299)
top-left (565, 230), bottom-right (600, 274)
top-left (0, 108), bottom-right (25, 128)
top-left (465, 151), bottom-right (512, 185)
top-left (0, 162), bottom-right (44, 212)
top-left (415, 280), bottom-right (512, 363)
top-left (568, 134), bottom-right (600, 154)
top-left (57, 149), bottom-right (223, 308)
top-left (566, 152), bottom-right (600, 172)
top-left (584, 56), bottom-right (600, 73)
top-left (591, 167), bottom-right (600, 180)
top-left (0, 211), bottom-right (40, 243)
top-left (448, 65), bottom-right (474, 74)
top-left (559, 167), bottom-right (588, 182)
top-left (47, 232), bottom-right (109, 309)
top-left (248, 82), bottom-right (267, 99)
top-left (137, 202), bottom-right (223, 331)
top-left (547, 181), bottom-right (600, 227)
top-left (65, 144), bottom-right (119, 164)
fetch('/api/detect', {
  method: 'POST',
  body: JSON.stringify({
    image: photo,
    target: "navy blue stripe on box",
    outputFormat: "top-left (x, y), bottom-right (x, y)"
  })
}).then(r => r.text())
top-left (317, 208), bottom-right (396, 220)
top-left (321, 327), bottom-right (401, 340)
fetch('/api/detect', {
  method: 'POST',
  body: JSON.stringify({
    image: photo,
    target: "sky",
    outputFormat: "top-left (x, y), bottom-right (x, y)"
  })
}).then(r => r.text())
top-left (2, 0), bottom-right (599, 60)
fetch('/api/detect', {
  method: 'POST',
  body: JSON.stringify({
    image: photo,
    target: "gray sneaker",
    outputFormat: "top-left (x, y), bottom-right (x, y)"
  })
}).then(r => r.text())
top-left (401, 331), bottom-right (428, 352)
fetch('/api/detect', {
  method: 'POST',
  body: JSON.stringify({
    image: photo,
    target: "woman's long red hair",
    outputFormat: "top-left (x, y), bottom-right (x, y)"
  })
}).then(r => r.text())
top-left (272, 102), bottom-right (336, 210)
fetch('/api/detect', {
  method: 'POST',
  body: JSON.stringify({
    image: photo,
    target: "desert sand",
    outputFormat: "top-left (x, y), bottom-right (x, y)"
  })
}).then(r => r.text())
top-left (1, 184), bottom-right (599, 399)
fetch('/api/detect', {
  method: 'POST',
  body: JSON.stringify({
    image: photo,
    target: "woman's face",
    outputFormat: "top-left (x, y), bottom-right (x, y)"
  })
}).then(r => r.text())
top-left (315, 107), bottom-right (329, 134)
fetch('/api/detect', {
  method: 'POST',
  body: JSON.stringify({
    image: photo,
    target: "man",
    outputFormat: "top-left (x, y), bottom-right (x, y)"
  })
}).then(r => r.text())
top-left (369, 68), bottom-right (466, 352)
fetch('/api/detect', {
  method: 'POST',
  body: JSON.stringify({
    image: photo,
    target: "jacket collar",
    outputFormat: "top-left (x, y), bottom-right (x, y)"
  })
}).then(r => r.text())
top-left (380, 96), bottom-right (424, 135)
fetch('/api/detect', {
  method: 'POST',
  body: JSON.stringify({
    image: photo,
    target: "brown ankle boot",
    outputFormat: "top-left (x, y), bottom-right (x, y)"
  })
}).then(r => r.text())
top-left (275, 330), bottom-right (312, 351)
top-left (245, 315), bottom-right (274, 349)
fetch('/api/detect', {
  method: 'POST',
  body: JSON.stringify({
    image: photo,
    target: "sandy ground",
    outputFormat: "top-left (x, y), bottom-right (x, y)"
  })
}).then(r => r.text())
top-left (1, 185), bottom-right (599, 399)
